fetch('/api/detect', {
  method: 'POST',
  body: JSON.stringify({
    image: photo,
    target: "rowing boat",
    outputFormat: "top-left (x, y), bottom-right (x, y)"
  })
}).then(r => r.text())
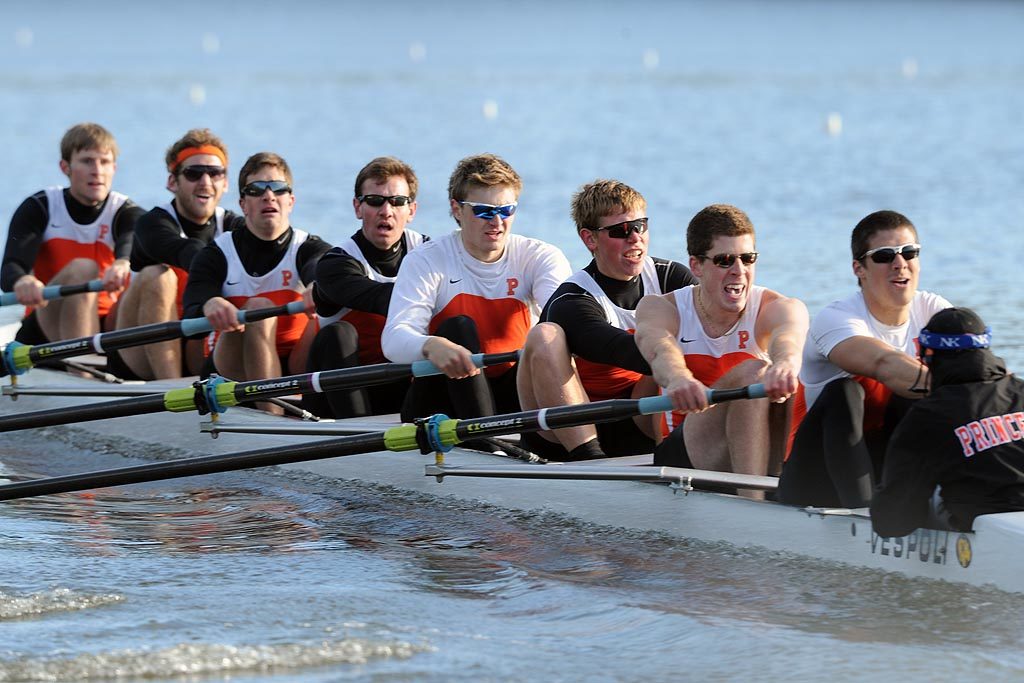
top-left (1, 323), bottom-right (1023, 595)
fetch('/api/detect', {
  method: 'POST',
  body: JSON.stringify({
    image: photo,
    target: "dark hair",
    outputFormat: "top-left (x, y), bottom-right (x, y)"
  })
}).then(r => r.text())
top-left (686, 204), bottom-right (754, 257)
top-left (238, 152), bottom-right (293, 192)
top-left (851, 210), bottom-right (917, 261)
top-left (354, 156), bottom-right (419, 200)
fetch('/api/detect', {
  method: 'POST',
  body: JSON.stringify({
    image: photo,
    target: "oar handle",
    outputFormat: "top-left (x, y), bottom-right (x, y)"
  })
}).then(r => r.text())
top-left (0, 279), bottom-right (103, 307)
top-left (410, 350), bottom-right (520, 377)
top-left (636, 384), bottom-right (767, 415)
top-left (178, 300), bottom-right (309, 337)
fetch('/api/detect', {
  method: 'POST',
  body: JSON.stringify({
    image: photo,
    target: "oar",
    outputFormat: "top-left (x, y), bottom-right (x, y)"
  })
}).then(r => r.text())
top-left (0, 301), bottom-right (307, 378)
top-left (0, 279), bottom-right (103, 307)
top-left (0, 351), bottom-right (521, 433)
top-left (0, 384), bottom-right (766, 501)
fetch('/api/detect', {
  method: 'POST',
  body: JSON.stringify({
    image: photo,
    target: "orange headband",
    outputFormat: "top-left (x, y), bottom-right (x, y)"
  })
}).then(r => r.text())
top-left (170, 145), bottom-right (227, 171)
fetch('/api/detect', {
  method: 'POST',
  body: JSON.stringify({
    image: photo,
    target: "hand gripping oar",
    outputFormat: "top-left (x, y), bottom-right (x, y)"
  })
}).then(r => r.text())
top-left (0, 301), bottom-right (307, 379)
top-left (0, 351), bottom-right (521, 433)
top-left (0, 384), bottom-right (766, 501)
top-left (0, 279), bottom-right (103, 307)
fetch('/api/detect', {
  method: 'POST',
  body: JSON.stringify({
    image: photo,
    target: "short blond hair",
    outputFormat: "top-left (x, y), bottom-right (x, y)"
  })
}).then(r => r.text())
top-left (60, 122), bottom-right (118, 161)
top-left (447, 153), bottom-right (522, 202)
top-left (571, 179), bottom-right (646, 232)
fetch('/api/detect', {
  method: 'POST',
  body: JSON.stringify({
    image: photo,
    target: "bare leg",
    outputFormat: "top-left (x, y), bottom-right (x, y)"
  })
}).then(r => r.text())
top-left (212, 297), bottom-right (284, 415)
top-left (630, 374), bottom-right (661, 438)
top-left (682, 359), bottom-right (771, 499)
top-left (515, 323), bottom-right (596, 451)
top-left (115, 265), bottom-right (181, 379)
top-left (36, 258), bottom-right (101, 341)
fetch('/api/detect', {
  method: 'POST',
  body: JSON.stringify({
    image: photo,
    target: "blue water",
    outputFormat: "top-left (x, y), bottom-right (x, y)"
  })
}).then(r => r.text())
top-left (2, 0), bottom-right (1024, 680)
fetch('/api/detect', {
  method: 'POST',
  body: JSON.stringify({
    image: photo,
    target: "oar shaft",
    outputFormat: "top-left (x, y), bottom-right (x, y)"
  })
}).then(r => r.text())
top-left (0, 435), bottom-right (386, 501)
top-left (0, 393), bottom-right (168, 432)
top-left (2, 301), bottom-right (306, 376)
top-left (0, 383), bottom-right (767, 501)
top-left (0, 279), bottom-right (103, 307)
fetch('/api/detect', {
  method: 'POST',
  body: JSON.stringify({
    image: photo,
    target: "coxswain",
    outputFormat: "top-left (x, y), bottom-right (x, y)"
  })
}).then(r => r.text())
top-left (872, 307), bottom-right (1024, 535)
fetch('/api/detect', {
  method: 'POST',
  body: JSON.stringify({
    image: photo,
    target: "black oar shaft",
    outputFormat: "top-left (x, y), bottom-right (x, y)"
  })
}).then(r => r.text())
top-left (0, 394), bottom-right (168, 431)
top-left (0, 434), bottom-right (387, 501)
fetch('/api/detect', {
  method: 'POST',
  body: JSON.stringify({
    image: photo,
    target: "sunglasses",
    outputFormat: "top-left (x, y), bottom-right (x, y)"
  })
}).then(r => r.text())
top-left (179, 165), bottom-right (227, 182)
top-left (699, 252), bottom-right (759, 268)
top-left (859, 243), bottom-right (921, 264)
top-left (241, 180), bottom-right (292, 197)
top-left (458, 201), bottom-right (518, 220)
top-left (592, 217), bottom-right (648, 239)
top-left (358, 194), bottom-right (413, 207)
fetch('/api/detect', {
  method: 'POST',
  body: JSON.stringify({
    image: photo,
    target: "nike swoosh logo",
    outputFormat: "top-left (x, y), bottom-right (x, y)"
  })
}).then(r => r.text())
top-left (680, 338), bottom-right (697, 344)
top-left (226, 280), bottom-right (240, 285)
top-left (449, 278), bottom-right (462, 284)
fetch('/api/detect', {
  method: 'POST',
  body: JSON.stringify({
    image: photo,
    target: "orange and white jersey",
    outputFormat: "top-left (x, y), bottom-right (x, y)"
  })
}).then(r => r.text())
top-left (566, 257), bottom-right (663, 401)
top-left (35, 186), bottom-right (128, 316)
top-left (319, 230), bottom-right (425, 365)
top-left (382, 230), bottom-right (571, 376)
top-left (151, 202), bottom-right (226, 316)
top-left (215, 228), bottom-right (309, 356)
top-left (664, 284), bottom-right (769, 431)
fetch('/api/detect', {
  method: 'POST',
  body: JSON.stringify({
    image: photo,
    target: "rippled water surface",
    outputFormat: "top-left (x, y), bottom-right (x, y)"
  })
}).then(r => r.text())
top-left (2, 0), bottom-right (1024, 680)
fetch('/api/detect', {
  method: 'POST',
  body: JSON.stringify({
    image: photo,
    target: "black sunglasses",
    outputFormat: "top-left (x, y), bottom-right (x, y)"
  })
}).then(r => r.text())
top-left (699, 252), bottom-right (759, 268)
top-left (179, 165), bottom-right (227, 182)
top-left (592, 217), bottom-right (648, 239)
top-left (241, 180), bottom-right (292, 197)
top-left (358, 194), bottom-right (412, 207)
top-left (859, 243), bottom-right (921, 264)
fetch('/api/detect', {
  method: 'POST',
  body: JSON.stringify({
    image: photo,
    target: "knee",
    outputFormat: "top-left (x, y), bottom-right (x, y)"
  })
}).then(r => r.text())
top-left (62, 258), bottom-right (100, 280)
top-left (726, 358), bottom-right (770, 385)
top-left (137, 264), bottom-right (175, 287)
top-left (316, 321), bottom-right (359, 355)
top-left (434, 315), bottom-right (479, 348)
top-left (523, 323), bottom-right (567, 361)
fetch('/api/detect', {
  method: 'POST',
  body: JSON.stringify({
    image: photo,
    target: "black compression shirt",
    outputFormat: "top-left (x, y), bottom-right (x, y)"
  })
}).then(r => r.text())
top-left (313, 230), bottom-right (426, 317)
top-left (129, 202), bottom-right (246, 271)
top-left (1, 188), bottom-right (142, 289)
top-left (181, 226), bottom-right (332, 319)
top-left (539, 257), bottom-right (696, 373)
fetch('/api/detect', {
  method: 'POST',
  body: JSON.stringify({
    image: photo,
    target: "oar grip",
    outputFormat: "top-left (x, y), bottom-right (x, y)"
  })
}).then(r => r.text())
top-left (637, 383), bottom-right (767, 416)
top-left (0, 279), bottom-right (103, 307)
top-left (410, 349), bottom-right (521, 377)
top-left (237, 300), bottom-right (307, 323)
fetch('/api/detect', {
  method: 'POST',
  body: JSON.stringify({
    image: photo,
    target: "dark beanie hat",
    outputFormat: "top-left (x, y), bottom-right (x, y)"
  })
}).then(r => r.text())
top-left (920, 307), bottom-right (991, 353)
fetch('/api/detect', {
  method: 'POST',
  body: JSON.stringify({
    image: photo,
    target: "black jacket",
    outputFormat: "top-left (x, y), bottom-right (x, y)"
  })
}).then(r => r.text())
top-left (872, 350), bottom-right (1024, 536)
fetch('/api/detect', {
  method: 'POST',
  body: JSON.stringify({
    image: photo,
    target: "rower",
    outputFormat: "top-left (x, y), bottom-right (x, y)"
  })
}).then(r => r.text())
top-left (109, 128), bottom-right (246, 380)
top-left (304, 156), bottom-right (428, 418)
top-left (635, 204), bottom-right (808, 492)
top-left (1, 123), bottom-right (143, 344)
top-left (516, 179), bottom-right (697, 461)
top-left (871, 307), bottom-right (1024, 535)
top-left (381, 153), bottom-right (572, 429)
top-left (181, 152), bottom-right (332, 414)
top-left (777, 210), bottom-right (952, 508)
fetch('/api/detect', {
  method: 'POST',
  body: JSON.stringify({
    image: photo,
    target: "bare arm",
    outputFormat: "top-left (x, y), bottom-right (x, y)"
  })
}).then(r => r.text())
top-left (635, 292), bottom-right (709, 412)
top-left (828, 335), bottom-right (928, 398)
top-left (756, 293), bottom-right (809, 401)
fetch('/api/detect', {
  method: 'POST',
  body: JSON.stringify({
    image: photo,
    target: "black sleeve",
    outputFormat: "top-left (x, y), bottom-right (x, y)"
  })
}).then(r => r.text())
top-left (181, 243), bottom-right (228, 320)
top-left (870, 409), bottom-right (942, 537)
top-left (111, 200), bottom-right (143, 260)
top-left (543, 288), bottom-right (652, 374)
top-left (296, 234), bottom-right (333, 285)
top-left (657, 258), bottom-right (698, 291)
top-left (313, 247), bottom-right (394, 317)
top-left (1, 193), bottom-right (48, 290)
top-left (131, 208), bottom-right (202, 271)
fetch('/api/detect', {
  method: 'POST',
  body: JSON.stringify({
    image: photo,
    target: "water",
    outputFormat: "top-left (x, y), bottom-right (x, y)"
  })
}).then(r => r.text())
top-left (2, 0), bottom-right (1024, 679)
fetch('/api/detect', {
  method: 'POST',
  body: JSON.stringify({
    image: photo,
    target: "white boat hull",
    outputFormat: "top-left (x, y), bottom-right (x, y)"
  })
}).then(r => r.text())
top-left (1, 366), bottom-right (1022, 593)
